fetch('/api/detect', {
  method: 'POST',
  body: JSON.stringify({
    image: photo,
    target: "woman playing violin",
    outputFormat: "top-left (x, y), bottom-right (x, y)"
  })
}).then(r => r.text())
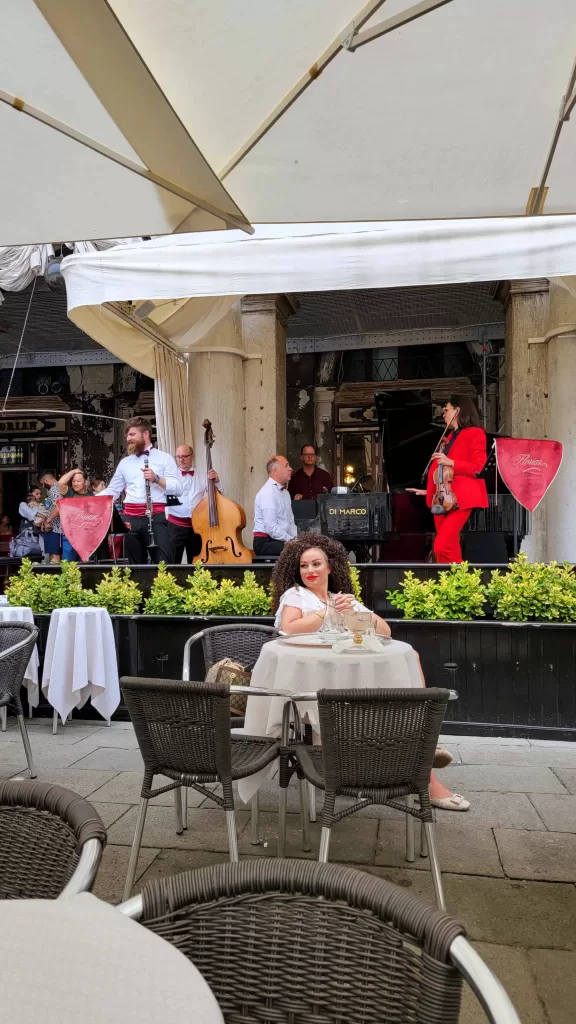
top-left (408, 394), bottom-right (488, 563)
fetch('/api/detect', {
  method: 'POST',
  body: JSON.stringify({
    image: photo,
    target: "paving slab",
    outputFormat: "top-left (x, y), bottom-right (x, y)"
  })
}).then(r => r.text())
top-left (460, 944), bottom-right (545, 1024)
top-left (527, 949), bottom-right (576, 1024)
top-left (0, 721), bottom-right (106, 747)
top-left (137, 848), bottom-right (230, 888)
top-left (529, 739), bottom-right (576, 748)
top-left (9, 767), bottom-right (120, 796)
top-left (440, 764), bottom-right (567, 794)
top-left (458, 745), bottom-right (576, 768)
top-left (552, 768), bottom-right (576, 795)
top-left (90, 802), bottom-right (132, 829)
top-left (106, 804), bottom-right (250, 852)
top-left (431, 791), bottom-right (546, 830)
top-left (0, 736), bottom-right (111, 769)
top-left (528, 793), bottom-right (576, 832)
top-left (236, 810), bottom-right (378, 863)
top-left (88, 771), bottom-right (209, 807)
top-left (70, 747), bottom-right (144, 771)
top-left (70, 728), bottom-right (141, 749)
top-left (375, 820), bottom-right (504, 876)
top-left (441, 734), bottom-right (530, 746)
top-left (92, 844), bottom-right (160, 904)
top-left (495, 828), bottom-right (576, 882)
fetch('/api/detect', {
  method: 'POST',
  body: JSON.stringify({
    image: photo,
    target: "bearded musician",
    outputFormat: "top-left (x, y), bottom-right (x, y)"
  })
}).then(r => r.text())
top-left (101, 416), bottom-right (181, 564)
top-left (407, 395), bottom-right (488, 563)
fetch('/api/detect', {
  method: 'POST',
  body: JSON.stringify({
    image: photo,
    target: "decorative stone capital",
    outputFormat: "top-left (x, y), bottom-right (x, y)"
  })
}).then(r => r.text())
top-left (498, 279), bottom-right (549, 306)
top-left (240, 293), bottom-right (299, 325)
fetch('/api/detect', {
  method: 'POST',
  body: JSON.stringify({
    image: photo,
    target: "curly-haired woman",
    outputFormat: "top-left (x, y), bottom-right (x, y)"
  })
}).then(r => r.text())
top-left (271, 532), bottom-right (469, 811)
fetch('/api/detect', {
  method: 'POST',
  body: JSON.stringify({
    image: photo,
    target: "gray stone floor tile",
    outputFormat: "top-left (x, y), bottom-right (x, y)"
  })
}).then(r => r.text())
top-left (70, 747), bottom-right (144, 771)
top-left (71, 728), bottom-right (140, 749)
top-left (107, 805), bottom-right (250, 852)
top-left (441, 764), bottom-right (567, 794)
top-left (9, 767), bottom-right (120, 796)
top-left (236, 810), bottom-right (378, 864)
top-left (528, 793), bottom-right (576, 832)
top-left (458, 745), bottom-right (576, 768)
top-left (0, 737), bottom-right (108, 769)
top-left (527, 949), bottom-right (576, 1024)
top-left (92, 845), bottom-right (160, 904)
top-left (553, 768), bottom-right (576, 795)
top-left (495, 828), bottom-right (576, 882)
top-left (1, 720), bottom-right (105, 746)
top-left (460, 944), bottom-right (545, 1024)
top-left (441, 734), bottom-right (530, 746)
top-left (88, 772), bottom-right (208, 807)
top-left (432, 791), bottom-right (546, 830)
top-left (137, 849), bottom-right (229, 888)
top-left (529, 739), bottom-right (576, 748)
top-left (375, 820), bottom-right (504, 876)
top-left (90, 802), bottom-right (132, 828)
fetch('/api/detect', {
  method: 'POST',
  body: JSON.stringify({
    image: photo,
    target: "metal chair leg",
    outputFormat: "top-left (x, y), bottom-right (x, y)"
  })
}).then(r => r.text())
top-left (17, 715), bottom-right (36, 779)
top-left (250, 791), bottom-right (260, 845)
top-left (123, 797), bottom-right (149, 901)
top-left (308, 781), bottom-right (317, 822)
top-left (423, 822), bottom-right (446, 911)
top-left (52, 708), bottom-right (58, 735)
top-left (1, 706), bottom-right (6, 732)
top-left (182, 786), bottom-right (188, 829)
top-left (299, 779), bottom-right (311, 852)
top-left (405, 795), bottom-right (415, 862)
top-left (226, 809), bottom-right (239, 862)
top-left (318, 826), bottom-right (331, 864)
top-left (173, 787), bottom-right (184, 835)
top-left (277, 786), bottom-right (288, 858)
top-left (420, 821), bottom-right (429, 858)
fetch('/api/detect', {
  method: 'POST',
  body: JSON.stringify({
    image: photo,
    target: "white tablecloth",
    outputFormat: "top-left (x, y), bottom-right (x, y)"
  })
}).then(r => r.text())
top-left (0, 604), bottom-right (40, 707)
top-left (0, 893), bottom-right (223, 1023)
top-left (42, 607), bottom-right (120, 724)
top-left (238, 637), bottom-right (422, 803)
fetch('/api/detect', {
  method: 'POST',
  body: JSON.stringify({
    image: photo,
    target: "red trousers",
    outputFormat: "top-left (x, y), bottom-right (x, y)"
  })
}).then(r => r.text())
top-left (433, 508), bottom-right (472, 563)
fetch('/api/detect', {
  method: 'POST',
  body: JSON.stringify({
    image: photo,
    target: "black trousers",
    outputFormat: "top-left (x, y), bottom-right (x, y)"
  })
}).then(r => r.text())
top-left (123, 513), bottom-right (173, 564)
top-left (167, 520), bottom-right (202, 563)
top-left (253, 536), bottom-right (285, 556)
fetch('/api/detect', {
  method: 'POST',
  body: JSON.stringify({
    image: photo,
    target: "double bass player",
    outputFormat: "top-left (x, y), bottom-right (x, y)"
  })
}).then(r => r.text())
top-left (168, 444), bottom-right (221, 563)
top-left (408, 395), bottom-right (488, 563)
top-left (101, 417), bottom-right (181, 564)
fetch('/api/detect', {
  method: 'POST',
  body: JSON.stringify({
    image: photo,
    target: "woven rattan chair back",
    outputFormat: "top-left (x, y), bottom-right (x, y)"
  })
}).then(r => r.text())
top-left (0, 622), bottom-right (38, 716)
top-left (0, 780), bottom-right (106, 899)
top-left (317, 687), bottom-right (450, 795)
top-left (121, 677), bottom-right (233, 782)
top-left (138, 859), bottom-right (465, 1024)
top-left (201, 624), bottom-right (276, 671)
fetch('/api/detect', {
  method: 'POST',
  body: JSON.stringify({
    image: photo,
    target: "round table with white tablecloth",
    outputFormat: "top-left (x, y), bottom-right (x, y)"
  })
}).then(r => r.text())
top-left (42, 607), bottom-right (120, 727)
top-left (238, 637), bottom-right (423, 803)
top-left (0, 604), bottom-right (40, 710)
top-left (0, 893), bottom-right (223, 1024)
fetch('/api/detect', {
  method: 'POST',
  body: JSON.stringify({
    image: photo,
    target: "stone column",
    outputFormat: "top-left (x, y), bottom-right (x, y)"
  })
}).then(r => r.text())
top-left (188, 306), bottom-right (246, 512)
top-left (503, 279), bottom-right (549, 560)
top-left (241, 295), bottom-right (296, 538)
top-left (314, 386), bottom-right (337, 475)
top-left (544, 281), bottom-right (576, 561)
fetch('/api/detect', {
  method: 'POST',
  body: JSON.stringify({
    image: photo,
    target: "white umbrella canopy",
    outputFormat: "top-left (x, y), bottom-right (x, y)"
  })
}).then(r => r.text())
top-left (0, 0), bottom-right (251, 244)
top-left (105, 0), bottom-right (576, 223)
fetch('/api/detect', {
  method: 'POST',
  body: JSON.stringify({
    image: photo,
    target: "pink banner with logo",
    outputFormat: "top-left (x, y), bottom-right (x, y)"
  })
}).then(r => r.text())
top-left (58, 496), bottom-right (114, 561)
top-left (495, 438), bottom-right (563, 511)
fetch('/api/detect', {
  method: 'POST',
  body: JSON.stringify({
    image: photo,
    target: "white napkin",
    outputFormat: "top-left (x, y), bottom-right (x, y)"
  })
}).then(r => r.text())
top-left (333, 634), bottom-right (383, 654)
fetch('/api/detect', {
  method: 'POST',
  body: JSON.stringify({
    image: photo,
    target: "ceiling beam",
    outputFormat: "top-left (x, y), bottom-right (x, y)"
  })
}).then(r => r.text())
top-left (287, 323), bottom-right (504, 354)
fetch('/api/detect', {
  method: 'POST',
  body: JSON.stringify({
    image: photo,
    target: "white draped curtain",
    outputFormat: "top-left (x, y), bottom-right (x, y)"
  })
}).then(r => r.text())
top-left (153, 346), bottom-right (193, 453)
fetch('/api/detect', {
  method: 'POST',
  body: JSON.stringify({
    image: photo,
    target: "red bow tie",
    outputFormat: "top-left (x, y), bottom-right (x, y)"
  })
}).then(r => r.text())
top-left (181, 470), bottom-right (194, 476)
top-left (136, 449), bottom-right (151, 457)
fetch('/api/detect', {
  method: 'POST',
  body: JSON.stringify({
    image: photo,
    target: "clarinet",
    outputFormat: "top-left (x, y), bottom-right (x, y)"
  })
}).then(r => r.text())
top-left (143, 455), bottom-right (157, 550)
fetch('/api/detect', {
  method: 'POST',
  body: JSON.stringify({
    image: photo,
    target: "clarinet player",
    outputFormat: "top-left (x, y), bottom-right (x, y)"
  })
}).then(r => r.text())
top-left (101, 417), bottom-right (182, 564)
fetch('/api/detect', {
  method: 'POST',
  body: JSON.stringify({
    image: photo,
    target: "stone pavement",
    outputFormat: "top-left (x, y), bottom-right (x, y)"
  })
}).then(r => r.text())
top-left (2, 718), bottom-right (576, 1023)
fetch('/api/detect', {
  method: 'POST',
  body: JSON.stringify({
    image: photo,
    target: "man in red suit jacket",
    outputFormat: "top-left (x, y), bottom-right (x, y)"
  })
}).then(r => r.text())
top-left (409, 396), bottom-right (488, 563)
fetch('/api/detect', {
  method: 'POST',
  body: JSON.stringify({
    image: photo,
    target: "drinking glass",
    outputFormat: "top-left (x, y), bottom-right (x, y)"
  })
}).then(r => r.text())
top-left (342, 610), bottom-right (373, 636)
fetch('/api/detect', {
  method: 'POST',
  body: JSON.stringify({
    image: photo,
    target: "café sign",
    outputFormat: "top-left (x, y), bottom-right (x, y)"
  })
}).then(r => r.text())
top-left (0, 417), bottom-right (67, 436)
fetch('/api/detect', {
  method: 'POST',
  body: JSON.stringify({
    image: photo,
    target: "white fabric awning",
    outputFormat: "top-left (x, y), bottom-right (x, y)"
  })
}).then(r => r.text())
top-left (1, 0), bottom-right (251, 244)
top-left (62, 215), bottom-right (576, 376)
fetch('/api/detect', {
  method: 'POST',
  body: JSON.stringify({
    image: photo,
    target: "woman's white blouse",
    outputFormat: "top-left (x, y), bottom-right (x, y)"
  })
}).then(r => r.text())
top-left (274, 586), bottom-right (370, 629)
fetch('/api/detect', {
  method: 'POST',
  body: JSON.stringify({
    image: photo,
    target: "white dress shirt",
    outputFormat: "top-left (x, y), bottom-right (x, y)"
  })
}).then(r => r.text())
top-left (167, 469), bottom-right (223, 523)
top-left (102, 447), bottom-right (182, 505)
top-left (18, 502), bottom-right (37, 522)
top-left (253, 477), bottom-right (297, 542)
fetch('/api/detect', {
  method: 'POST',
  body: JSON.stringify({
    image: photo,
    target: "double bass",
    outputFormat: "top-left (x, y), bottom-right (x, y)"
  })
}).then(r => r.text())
top-left (191, 419), bottom-right (253, 564)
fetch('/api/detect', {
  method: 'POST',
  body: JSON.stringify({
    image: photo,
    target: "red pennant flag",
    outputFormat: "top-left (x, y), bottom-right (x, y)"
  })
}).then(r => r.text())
top-left (57, 495), bottom-right (114, 561)
top-left (495, 438), bottom-right (563, 511)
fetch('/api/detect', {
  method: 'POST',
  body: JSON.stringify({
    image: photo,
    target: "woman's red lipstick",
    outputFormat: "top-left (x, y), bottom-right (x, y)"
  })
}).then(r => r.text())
top-left (306, 574), bottom-right (318, 581)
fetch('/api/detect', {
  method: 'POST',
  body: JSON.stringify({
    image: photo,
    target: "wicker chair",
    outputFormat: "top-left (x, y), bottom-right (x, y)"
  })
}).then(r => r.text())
top-left (182, 623), bottom-right (277, 681)
top-left (0, 780), bottom-right (106, 899)
top-left (0, 621), bottom-right (39, 778)
top-left (118, 859), bottom-right (521, 1024)
top-left (120, 675), bottom-right (280, 901)
top-left (279, 687), bottom-right (452, 909)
